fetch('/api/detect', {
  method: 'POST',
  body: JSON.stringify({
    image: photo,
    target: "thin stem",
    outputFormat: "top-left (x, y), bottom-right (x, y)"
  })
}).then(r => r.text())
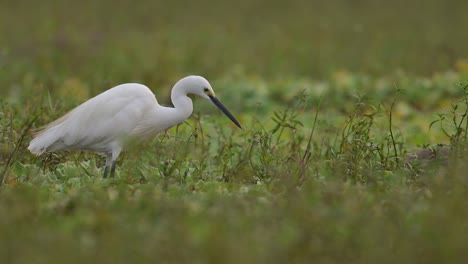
top-left (388, 98), bottom-right (399, 166)
top-left (1, 112), bottom-right (41, 185)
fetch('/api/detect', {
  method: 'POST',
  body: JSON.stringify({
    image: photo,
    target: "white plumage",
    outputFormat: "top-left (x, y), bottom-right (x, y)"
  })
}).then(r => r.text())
top-left (29, 75), bottom-right (241, 178)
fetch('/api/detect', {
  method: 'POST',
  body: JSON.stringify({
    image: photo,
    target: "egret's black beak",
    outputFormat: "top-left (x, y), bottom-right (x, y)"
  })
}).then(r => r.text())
top-left (209, 95), bottom-right (242, 129)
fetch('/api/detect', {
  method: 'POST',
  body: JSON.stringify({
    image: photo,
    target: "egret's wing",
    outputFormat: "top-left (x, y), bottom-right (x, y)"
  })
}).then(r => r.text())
top-left (32, 84), bottom-right (156, 153)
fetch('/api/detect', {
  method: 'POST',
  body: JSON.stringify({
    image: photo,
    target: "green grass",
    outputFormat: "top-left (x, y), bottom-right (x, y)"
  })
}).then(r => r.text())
top-left (1, 0), bottom-right (468, 263)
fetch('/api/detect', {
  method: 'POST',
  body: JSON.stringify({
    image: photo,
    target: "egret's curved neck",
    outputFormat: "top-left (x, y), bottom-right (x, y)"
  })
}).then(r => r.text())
top-left (171, 84), bottom-right (193, 121)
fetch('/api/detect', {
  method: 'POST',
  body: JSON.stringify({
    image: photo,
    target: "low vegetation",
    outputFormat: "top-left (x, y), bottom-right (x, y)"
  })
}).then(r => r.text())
top-left (1, 0), bottom-right (468, 263)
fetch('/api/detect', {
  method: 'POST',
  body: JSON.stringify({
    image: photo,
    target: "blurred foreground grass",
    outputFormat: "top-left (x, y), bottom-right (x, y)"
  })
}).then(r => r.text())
top-left (1, 0), bottom-right (468, 263)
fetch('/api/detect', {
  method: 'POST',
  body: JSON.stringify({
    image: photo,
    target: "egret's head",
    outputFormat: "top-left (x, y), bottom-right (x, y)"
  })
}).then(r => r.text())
top-left (176, 75), bottom-right (242, 129)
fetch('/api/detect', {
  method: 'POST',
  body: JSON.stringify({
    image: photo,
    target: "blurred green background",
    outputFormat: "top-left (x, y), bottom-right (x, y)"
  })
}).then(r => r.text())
top-left (1, 0), bottom-right (468, 97)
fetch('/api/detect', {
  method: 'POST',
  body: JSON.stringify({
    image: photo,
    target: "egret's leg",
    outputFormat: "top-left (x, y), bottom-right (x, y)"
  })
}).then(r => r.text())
top-left (108, 144), bottom-right (122, 178)
top-left (110, 161), bottom-right (117, 178)
top-left (103, 166), bottom-right (110, 178)
top-left (103, 153), bottom-right (113, 178)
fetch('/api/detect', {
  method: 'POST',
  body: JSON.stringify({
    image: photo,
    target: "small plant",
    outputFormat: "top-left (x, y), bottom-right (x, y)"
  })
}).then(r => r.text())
top-left (337, 95), bottom-right (378, 183)
top-left (430, 83), bottom-right (468, 153)
top-left (383, 87), bottom-right (405, 169)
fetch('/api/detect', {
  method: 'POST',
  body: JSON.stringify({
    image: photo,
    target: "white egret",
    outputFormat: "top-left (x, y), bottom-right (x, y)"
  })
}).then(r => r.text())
top-left (28, 75), bottom-right (241, 178)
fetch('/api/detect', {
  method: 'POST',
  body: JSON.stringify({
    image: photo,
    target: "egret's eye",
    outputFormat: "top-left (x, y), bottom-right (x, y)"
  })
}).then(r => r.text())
top-left (203, 88), bottom-right (209, 93)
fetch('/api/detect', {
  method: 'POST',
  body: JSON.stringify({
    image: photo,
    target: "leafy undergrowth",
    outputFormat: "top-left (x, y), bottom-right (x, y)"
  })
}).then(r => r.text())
top-left (1, 73), bottom-right (468, 263)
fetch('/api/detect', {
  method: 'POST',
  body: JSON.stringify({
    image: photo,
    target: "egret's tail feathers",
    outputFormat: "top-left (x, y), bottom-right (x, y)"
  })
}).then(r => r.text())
top-left (28, 143), bottom-right (46, 156)
top-left (28, 127), bottom-right (62, 156)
